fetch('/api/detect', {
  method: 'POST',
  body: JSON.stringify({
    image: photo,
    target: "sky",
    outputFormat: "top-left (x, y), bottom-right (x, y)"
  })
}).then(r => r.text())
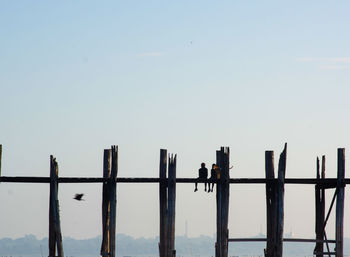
top-left (1, 0), bottom-right (350, 243)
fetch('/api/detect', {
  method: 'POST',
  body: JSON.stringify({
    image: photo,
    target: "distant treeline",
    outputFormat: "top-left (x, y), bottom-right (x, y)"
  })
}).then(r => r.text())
top-left (0, 234), bottom-right (349, 256)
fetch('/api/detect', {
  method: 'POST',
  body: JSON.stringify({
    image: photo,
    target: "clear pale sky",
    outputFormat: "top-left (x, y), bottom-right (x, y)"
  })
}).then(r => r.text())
top-left (0, 1), bottom-right (350, 241)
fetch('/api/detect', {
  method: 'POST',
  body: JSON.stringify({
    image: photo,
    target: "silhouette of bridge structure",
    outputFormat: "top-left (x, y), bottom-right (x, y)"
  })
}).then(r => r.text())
top-left (0, 144), bottom-right (348, 257)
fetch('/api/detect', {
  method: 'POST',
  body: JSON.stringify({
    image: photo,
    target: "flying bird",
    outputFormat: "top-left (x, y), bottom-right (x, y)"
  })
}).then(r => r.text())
top-left (73, 193), bottom-right (84, 201)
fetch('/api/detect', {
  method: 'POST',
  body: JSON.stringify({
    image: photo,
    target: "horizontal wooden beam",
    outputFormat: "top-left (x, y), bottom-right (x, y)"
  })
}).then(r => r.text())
top-left (228, 238), bottom-right (266, 242)
top-left (0, 176), bottom-right (349, 185)
top-left (283, 238), bottom-right (337, 243)
top-left (228, 238), bottom-right (337, 243)
top-left (0, 176), bottom-right (51, 183)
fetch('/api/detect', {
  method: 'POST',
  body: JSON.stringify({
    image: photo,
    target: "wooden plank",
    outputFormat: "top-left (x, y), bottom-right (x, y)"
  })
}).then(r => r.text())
top-left (159, 149), bottom-right (167, 257)
top-left (222, 147), bottom-right (230, 257)
top-left (284, 238), bottom-right (336, 243)
top-left (315, 156), bottom-right (326, 257)
top-left (276, 143), bottom-right (287, 257)
top-left (336, 148), bottom-right (345, 257)
top-left (60, 177), bottom-right (105, 183)
top-left (49, 155), bottom-right (64, 257)
top-left (314, 252), bottom-right (336, 256)
top-left (101, 149), bottom-right (111, 256)
top-left (49, 157), bottom-right (56, 257)
top-left (216, 150), bottom-right (222, 257)
top-left (0, 176), bottom-right (349, 185)
top-left (216, 147), bottom-right (230, 257)
top-left (321, 156), bottom-right (328, 255)
top-left (323, 188), bottom-right (338, 231)
top-left (315, 157), bottom-right (321, 256)
top-left (265, 150), bottom-right (275, 257)
top-left (229, 238), bottom-right (336, 243)
top-left (167, 154), bottom-right (177, 257)
top-left (229, 238), bottom-right (267, 242)
top-left (0, 144), bottom-right (2, 176)
top-left (55, 162), bottom-right (64, 257)
top-left (109, 145), bottom-right (118, 257)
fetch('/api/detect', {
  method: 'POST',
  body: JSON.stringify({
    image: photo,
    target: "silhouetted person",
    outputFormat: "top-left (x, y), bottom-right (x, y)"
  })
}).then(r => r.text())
top-left (208, 164), bottom-right (218, 192)
top-left (194, 163), bottom-right (208, 192)
top-left (215, 165), bottom-right (221, 180)
top-left (74, 193), bottom-right (84, 201)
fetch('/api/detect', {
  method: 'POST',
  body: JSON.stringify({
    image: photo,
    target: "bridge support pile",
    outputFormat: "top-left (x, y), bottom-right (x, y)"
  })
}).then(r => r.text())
top-left (216, 147), bottom-right (230, 257)
top-left (101, 146), bottom-right (118, 257)
top-left (159, 149), bottom-right (177, 257)
top-left (49, 155), bottom-right (64, 257)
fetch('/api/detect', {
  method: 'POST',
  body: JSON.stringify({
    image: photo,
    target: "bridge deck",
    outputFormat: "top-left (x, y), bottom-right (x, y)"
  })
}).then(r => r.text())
top-left (0, 176), bottom-right (349, 184)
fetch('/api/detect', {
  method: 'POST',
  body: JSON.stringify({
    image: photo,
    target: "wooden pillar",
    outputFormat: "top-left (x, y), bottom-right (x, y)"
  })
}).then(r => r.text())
top-left (159, 149), bottom-right (168, 257)
top-left (49, 155), bottom-right (64, 257)
top-left (275, 143), bottom-right (287, 257)
top-left (216, 150), bottom-right (222, 257)
top-left (167, 154), bottom-right (177, 257)
top-left (335, 148), bottom-right (345, 257)
top-left (221, 147), bottom-right (230, 257)
top-left (101, 149), bottom-right (111, 256)
top-left (49, 156), bottom-right (56, 257)
top-left (216, 147), bottom-right (230, 257)
top-left (265, 151), bottom-right (276, 257)
top-left (0, 144), bottom-right (2, 176)
top-left (109, 145), bottom-right (118, 257)
top-left (314, 156), bottom-right (325, 257)
top-left (100, 146), bottom-right (118, 257)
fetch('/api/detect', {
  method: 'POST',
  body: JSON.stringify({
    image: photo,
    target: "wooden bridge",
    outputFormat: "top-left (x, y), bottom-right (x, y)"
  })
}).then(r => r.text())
top-left (0, 144), bottom-right (348, 257)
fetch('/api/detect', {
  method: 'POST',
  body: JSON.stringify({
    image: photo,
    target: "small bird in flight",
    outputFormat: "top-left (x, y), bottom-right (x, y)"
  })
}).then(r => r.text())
top-left (73, 193), bottom-right (84, 201)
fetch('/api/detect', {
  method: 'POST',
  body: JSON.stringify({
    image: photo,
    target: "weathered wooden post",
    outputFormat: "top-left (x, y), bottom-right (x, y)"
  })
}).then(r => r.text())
top-left (0, 144), bottom-right (2, 176)
top-left (49, 155), bottom-right (64, 257)
top-left (216, 147), bottom-right (230, 257)
top-left (101, 149), bottom-right (111, 256)
top-left (167, 154), bottom-right (177, 257)
top-left (109, 145), bottom-right (118, 257)
top-left (314, 156), bottom-right (325, 257)
top-left (159, 149), bottom-right (168, 257)
top-left (335, 148), bottom-right (345, 257)
top-left (100, 146), bottom-right (118, 257)
top-left (275, 143), bottom-right (287, 257)
top-left (222, 148), bottom-right (230, 257)
top-left (265, 151), bottom-right (276, 257)
top-left (216, 150), bottom-right (222, 257)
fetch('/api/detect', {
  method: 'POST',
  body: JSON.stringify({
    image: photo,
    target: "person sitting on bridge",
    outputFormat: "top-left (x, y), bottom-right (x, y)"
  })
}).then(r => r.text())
top-left (194, 162), bottom-right (208, 192)
top-left (208, 164), bottom-right (218, 192)
top-left (215, 164), bottom-right (221, 180)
